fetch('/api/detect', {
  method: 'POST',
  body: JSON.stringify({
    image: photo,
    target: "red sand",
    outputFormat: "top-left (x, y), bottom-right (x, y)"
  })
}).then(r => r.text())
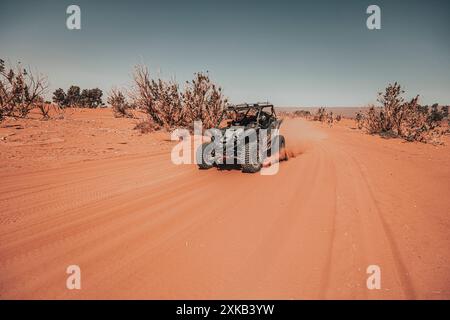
top-left (0, 108), bottom-right (449, 299)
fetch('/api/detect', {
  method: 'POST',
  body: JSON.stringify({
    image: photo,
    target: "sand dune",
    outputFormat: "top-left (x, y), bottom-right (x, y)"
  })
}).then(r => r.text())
top-left (0, 109), bottom-right (449, 299)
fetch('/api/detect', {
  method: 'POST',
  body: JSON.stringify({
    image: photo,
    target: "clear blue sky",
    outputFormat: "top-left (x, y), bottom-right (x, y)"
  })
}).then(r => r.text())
top-left (1, 0), bottom-right (449, 106)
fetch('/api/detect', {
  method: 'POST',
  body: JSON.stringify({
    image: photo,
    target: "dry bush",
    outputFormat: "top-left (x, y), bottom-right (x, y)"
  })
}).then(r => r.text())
top-left (313, 107), bottom-right (327, 122)
top-left (376, 82), bottom-right (407, 134)
top-left (182, 72), bottom-right (227, 129)
top-left (361, 83), bottom-right (448, 143)
top-left (402, 103), bottom-right (448, 142)
top-left (108, 88), bottom-right (132, 118)
top-left (362, 105), bottom-right (382, 134)
top-left (29, 97), bottom-right (63, 120)
top-left (131, 65), bottom-right (227, 131)
top-left (35, 97), bottom-right (50, 120)
top-left (131, 65), bottom-right (185, 129)
top-left (0, 59), bottom-right (48, 120)
top-left (134, 120), bottom-right (161, 134)
top-left (309, 108), bottom-right (341, 126)
top-left (327, 111), bottom-right (334, 126)
top-left (293, 110), bottom-right (311, 118)
top-left (355, 111), bottom-right (364, 129)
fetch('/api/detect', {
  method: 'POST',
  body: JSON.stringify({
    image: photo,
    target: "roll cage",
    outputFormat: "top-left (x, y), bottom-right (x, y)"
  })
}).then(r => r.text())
top-left (217, 102), bottom-right (277, 128)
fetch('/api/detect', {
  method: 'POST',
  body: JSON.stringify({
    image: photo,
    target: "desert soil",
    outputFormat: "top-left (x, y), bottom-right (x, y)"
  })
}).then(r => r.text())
top-left (0, 108), bottom-right (449, 299)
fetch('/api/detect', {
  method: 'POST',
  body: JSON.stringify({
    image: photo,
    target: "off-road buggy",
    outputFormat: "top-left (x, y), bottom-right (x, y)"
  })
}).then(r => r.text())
top-left (196, 103), bottom-right (288, 173)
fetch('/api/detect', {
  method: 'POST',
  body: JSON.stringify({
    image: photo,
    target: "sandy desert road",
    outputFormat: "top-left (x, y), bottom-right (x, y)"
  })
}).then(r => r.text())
top-left (0, 118), bottom-right (449, 299)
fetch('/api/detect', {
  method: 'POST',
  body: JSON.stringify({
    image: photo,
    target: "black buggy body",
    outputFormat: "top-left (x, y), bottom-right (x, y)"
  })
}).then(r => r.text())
top-left (196, 102), bottom-right (288, 173)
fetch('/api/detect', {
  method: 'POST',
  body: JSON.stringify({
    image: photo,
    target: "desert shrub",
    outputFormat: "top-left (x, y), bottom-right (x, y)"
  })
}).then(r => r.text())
top-left (355, 111), bottom-right (364, 129)
top-left (428, 103), bottom-right (447, 124)
top-left (441, 105), bottom-right (449, 119)
top-left (401, 101), bottom-right (449, 142)
top-left (293, 110), bottom-right (311, 118)
top-left (131, 65), bottom-right (185, 129)
top-left (182, 72), bottom-right (227, 129)
top-left (361, 83), bottom-right (447, 142)
top-left (0, 58), bottom-right (48, 120)
top-left (108, 88), bottom-right (132, 118)
top-left (35, 96), bottom-right (50, 120)
top-left (31, 97), bottom-right (62, 120)
top-left (363, 105), bottom-right (383, 134)
top-left (327, 111), bottom-right (334, 126)
top-left (310, 108), bottom-right (342, 126)
top-left (374, 82), bottom-right (407, 135)
top-left (131, 65), bottom-right (227, 131)
top-left (313, 107), bottom-right (327, 122)
top-left (134, 120), bottom-right (161, 134)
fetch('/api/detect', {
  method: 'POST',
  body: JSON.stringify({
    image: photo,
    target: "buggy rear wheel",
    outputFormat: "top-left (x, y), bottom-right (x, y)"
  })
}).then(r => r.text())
top-left (241, 143), bottom-right (262, 173)
top-left (278, 135), bottom-right (288, 161)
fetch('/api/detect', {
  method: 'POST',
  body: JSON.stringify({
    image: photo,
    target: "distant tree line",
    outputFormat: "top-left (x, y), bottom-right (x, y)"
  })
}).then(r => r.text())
top-left (52, 86), bottom-right (103, 108)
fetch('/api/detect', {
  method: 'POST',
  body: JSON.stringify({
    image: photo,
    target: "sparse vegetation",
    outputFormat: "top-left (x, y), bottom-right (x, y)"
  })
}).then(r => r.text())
top-left (359, 83), bottom-right (448, 143)
top-left (293, 110), bottom-right (311, 118)
top-left (2, 57), bottom-right (447, 145)
top-left (131, 65), bottom-right (227, 131)
top-left (309, 108), bottom-right (341, 126)
top-left (282, 108), bottom-right (342, 126)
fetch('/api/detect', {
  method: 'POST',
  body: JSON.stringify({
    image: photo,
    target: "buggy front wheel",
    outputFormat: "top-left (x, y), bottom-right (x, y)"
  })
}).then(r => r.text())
top-left (196, 142), bottom-right (214, 170)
